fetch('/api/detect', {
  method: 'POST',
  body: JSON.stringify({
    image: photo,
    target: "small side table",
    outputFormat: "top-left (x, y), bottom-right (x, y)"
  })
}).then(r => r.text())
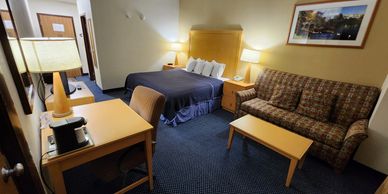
top-left (222, 80), bottom-right (254, 112)
top-left (45, 81), bottom-right (95, 111)
top-left (162, 64), bottom-right (182, 71)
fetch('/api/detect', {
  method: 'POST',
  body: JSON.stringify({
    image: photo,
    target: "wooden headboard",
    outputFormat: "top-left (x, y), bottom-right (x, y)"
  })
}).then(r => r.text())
top-left (188, 29), bottom-right (243, 79)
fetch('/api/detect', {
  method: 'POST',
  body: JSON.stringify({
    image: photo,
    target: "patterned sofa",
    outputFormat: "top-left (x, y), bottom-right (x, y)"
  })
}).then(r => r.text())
top-left (235, 68), bottom-right (380, 172)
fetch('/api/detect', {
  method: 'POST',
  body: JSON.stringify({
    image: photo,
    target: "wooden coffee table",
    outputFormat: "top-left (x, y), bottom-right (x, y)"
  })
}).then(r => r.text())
top-left (227, 114), bottom-right (313, 187)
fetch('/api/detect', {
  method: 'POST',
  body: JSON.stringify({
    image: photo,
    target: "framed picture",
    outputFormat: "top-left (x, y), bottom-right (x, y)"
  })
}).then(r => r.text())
top-left (287, 0), bottom-right (380, 48)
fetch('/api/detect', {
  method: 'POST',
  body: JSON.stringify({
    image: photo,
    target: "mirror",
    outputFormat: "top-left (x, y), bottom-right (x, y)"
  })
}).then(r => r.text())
top-left (0, 0), bottom-right (34, 114)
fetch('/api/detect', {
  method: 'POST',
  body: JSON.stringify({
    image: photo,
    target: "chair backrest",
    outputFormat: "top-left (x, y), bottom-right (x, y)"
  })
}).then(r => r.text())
top-left (254, 68), bottom-right (380, 127)
top-left (129, 86), bottom-right (166, 142)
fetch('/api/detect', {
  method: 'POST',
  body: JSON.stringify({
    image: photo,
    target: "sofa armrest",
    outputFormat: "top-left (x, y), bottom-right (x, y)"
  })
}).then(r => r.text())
top-left (235, 88), bottom-right (256, 116)
top-left (333, 119), bottom-right (369, 171)
top-left (344, 119), bottom-right (369, 141)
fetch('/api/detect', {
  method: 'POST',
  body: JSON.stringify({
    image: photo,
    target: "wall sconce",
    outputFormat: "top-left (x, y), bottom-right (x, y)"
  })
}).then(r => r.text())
top-left (138, 12), bottom-right (146, 21)
top-left (125, 10), bottom-right (146, 21)
top-left (125, 11), bottom-right (132, 19)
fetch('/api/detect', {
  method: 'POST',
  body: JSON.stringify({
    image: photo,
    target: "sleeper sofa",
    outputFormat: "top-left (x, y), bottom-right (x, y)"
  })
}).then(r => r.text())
top-left (235, 68), bottom-right (380, 172)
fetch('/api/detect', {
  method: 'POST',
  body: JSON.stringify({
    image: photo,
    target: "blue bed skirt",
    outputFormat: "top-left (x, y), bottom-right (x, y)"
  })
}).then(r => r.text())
top-left (160, 97), bottom-right (222, 127)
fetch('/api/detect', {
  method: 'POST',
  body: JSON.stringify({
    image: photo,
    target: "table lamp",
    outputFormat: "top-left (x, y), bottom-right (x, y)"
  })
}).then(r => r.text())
top-left (240, 48), bottom-right (261, 83)
top-left (20, 37), bottom-right (82, 117)
top-left (9, 38), bottom-right (27, 73)
top-left (170, 42), bottom-right (183, 66)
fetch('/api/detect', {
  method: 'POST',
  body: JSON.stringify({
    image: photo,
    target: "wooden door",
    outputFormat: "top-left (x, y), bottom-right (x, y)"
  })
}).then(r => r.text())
top-left (80, 15), bottom-right (95, 80)
top-left (37, 13), bottom-right (82, 77)
top-left (0, 10), bottom-right (16, 38)
top-left (0, 149), bottom-right (18, 194)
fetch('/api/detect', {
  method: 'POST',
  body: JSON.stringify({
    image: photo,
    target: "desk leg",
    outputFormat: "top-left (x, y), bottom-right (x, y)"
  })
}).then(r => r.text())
top-left (47, 164), bottom-right (66, 194)
top-left (227, 126), bottom-right (235, 150)
top-left (286, 159), bottom-right (298, 187)
top-left (145, 131), bottom-right (154, 191)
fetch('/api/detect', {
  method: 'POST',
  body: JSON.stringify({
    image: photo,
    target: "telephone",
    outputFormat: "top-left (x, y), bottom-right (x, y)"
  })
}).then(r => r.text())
top-left (233, 75), bottom-right (243, 81)
top-left (49, 117), bottom-right (89, 154)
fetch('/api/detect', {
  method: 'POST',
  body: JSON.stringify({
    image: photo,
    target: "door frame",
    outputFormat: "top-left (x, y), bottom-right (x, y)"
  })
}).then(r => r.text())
top-left (37, 13), bottom-right (77, 39)
top-left (36, 13), bottom-right (84, 76)
top-left (0, 74), bottom-right (45, 194)
top-left (80, 14), bottom-right (95, 81)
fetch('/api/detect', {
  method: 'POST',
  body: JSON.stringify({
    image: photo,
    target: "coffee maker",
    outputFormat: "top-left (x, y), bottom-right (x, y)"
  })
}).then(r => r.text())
top-left (49, 117), bottom-right (89, 154)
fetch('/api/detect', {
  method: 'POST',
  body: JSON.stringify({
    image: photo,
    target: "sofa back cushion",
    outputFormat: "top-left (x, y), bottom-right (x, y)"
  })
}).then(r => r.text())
top-left (295, 90), bottom-right (335, 122)
top-left (254, 68), bottom-right (380, 127)
top-left (268, 85), bottom-right (301, 111)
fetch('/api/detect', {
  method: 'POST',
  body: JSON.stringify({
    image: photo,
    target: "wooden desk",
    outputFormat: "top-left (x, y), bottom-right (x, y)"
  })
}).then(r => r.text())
top-left (41, 99), bottom-right (154, 193)
top-left (227, 115), bottom-right (313, 187)
top-left (45, 81), bottom-right (95, 111)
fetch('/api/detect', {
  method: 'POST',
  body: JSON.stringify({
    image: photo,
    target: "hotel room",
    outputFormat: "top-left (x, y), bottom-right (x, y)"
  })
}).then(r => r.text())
top-left (0, 0), bottom-right (387, 193)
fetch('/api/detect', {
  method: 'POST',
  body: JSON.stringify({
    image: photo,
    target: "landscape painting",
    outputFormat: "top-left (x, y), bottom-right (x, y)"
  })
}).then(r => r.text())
top-left (288, 0), bottom-right (379, 48)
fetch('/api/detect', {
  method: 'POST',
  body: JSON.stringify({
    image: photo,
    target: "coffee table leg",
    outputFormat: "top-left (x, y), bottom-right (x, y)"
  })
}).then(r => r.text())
top-left (286, 159), bottom-right (298, 187)
top-left (227, 126), bottom-right (235, 150)
top-left (298, 154), bottom-right (306, 169)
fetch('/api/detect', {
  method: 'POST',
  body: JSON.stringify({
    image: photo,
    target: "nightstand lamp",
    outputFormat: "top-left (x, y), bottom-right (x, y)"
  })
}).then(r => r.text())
top-left (170, 42), bottom-right (183, 66)
top-left (21, 37), bottom-right (82, 117)
top-left (240, 48), bottom-right (261, 83)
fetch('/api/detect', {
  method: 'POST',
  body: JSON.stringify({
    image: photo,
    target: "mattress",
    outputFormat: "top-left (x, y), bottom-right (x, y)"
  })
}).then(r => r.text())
top-left (124, 69), bottom-right (224, 125)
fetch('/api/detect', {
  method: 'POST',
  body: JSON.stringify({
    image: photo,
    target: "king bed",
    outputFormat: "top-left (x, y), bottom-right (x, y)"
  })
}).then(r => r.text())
top-left (125, 28), bottom-right (243, 126)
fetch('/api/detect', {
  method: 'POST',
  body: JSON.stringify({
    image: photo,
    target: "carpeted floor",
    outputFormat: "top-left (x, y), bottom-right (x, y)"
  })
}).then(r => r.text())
top-left (67, 76), bottom-right (385, 194)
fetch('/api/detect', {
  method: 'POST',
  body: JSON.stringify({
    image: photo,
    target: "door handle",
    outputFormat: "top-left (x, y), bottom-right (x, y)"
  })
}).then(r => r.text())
top-left (1, 163), bottom-right (24, 183)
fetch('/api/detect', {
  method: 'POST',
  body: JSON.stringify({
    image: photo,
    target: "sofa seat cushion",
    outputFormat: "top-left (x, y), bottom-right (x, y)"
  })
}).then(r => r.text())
top-left (293, 116), bottom-right (346, 149)
top-left (241, 98), bottom-right (303, 130)
top-left (240, 98), bottom-right (269, 117)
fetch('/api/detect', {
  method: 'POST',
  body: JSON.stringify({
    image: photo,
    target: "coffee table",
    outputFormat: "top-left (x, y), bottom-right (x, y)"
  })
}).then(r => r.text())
top-left (227, 114), bottom-right (313, 187)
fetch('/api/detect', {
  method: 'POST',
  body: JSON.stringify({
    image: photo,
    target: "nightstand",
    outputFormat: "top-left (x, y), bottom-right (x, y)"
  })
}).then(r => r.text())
top-left (45, 81), bottom-right (95, 111)
top-left (222, 80), bottom-right (254, 112)
top-left (162, 64), bottom-right (182, 71)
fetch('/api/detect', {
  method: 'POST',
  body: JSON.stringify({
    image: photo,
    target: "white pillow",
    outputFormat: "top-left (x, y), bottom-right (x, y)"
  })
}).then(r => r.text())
top-left (193, 60), bottom-right (205, 74)
top-left (201, 61), bottom-right (214, 76)
top-left (186, 57), bottom-right (197, 72)
top-left (210, 60), bottom-right (226, 78)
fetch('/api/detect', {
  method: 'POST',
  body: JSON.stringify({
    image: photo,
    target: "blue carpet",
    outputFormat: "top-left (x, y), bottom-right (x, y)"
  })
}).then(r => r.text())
top-left (68, 76), bottom-right (385, 194)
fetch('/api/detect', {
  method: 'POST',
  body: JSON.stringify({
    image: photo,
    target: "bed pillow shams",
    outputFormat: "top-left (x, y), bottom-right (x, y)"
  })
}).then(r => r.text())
top-left (186, 57), bottom-right (197, 72)
top-left (193, 59), bottom-right (205, 74)
top-left (201, 61), bottom-right (214, 76)
top-left (211, 60), bottom-right (225, 78)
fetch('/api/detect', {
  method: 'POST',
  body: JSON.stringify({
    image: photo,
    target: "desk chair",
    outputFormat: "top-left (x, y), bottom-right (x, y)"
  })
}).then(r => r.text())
top-left (89, 86), bottom-right (165, 187)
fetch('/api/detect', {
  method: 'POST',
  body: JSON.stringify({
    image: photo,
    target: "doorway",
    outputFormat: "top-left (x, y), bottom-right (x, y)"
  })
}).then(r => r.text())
top-left (80, 15), bottom-right (95, 81)
top-left (0, 74), bottom-right (45, 194)
top-left (37, 13), bottom-right (82, 77)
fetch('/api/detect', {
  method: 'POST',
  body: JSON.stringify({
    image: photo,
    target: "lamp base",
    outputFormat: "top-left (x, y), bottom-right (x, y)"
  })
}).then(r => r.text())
top-left (50, 84), bottom-right (76, 95)
top-left (52, 109), bottom-right (73, 118)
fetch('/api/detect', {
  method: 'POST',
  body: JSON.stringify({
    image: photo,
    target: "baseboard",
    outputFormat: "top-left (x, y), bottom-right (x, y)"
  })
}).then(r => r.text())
top-left (102, 87), bottom-right (124, 94)
top-left (82, 73), bottom-right (89, 76)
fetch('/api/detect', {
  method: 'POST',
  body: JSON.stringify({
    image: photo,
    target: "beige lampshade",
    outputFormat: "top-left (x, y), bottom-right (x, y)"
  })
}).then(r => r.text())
top-left (170, 42), bottom-right (183, 52)
top-left (8, 38), bottom-right (26, 73)
top-left (20, 37), bottom-right (82, 73)
top-left (240, 48), bottom-right (261, 64)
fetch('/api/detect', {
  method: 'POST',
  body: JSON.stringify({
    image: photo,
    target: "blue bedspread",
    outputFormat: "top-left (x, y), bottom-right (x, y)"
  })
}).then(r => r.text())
top-left (124, 69), bottom-right (224, 124)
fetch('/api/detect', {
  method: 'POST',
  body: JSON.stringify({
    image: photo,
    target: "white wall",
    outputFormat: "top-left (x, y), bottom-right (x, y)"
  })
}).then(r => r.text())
top-left (355, 75), bottom-right (388, 174)
top-left (77, 0), bottom-right (102, 87)
top-left (90, 0), bottom-right (179, 89)
top-left (27, 0), bottom-right (89, 74)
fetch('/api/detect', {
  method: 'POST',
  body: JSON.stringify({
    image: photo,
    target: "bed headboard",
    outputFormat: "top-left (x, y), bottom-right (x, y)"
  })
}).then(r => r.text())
top-left (188, 29), bottom-right (243, 79)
